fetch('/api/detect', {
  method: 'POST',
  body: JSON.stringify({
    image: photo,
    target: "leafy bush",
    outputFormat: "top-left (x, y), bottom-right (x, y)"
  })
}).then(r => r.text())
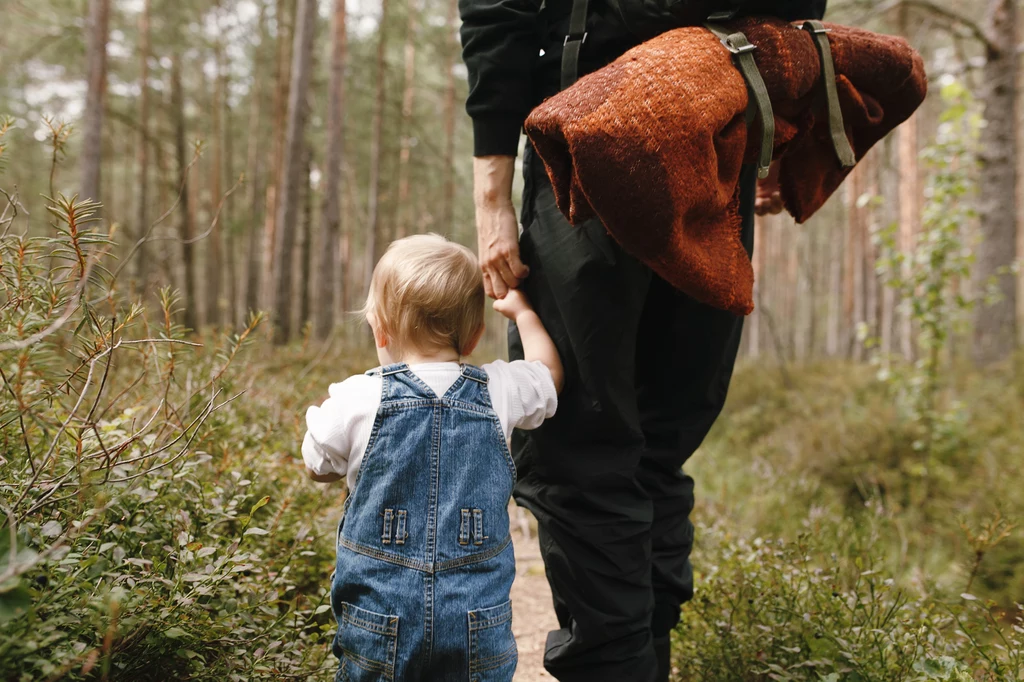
top-left (0, 125), bottom-right (366, 680)
top-left (674, 516), bottom-right (1024, 681)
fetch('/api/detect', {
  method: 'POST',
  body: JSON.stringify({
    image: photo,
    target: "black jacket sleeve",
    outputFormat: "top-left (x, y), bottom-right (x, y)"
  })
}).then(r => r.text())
top-left (459, 0), bottom-right (827, 157)
top-left (459, 0), bottom-right (543, 156)
top-left (745, 0), bottom-right (827, 19)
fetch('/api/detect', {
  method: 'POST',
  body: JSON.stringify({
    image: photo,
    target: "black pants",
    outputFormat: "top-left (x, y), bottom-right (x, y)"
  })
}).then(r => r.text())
top-left (509, 146), bottom-right (756, 682)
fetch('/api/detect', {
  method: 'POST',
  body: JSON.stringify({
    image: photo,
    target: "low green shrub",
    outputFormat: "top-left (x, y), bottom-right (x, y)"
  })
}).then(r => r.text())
top-left (680, 358), bottom-right (1024, 680)
top-left (0, 130), bottom-right (370, 679)
top-left (674, 516), bottom-right (1024, 681)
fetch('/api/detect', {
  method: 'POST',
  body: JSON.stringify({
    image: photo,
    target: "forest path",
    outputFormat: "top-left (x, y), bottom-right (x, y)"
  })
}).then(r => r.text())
top-left (510, 506), bottom-right (556, 682)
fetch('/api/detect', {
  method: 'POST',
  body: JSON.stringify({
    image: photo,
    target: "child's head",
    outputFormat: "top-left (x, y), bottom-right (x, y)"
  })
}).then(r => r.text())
top-left (362, 234), bottom-right (485, 363)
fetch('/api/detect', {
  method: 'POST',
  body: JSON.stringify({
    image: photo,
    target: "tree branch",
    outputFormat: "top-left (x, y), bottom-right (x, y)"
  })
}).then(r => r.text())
top-left (856, 0), bottom-right (997, 54)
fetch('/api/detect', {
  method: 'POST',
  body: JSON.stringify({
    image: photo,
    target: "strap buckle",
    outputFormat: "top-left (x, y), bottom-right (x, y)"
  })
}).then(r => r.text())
top-left (564, 31), bottom-right (587, 46)
top-left (707, 10), bottom-right (738, 21)
top-left (797, 20), bottom-right (832, 35)
top-left (724, 37), bottom-right (757, 54)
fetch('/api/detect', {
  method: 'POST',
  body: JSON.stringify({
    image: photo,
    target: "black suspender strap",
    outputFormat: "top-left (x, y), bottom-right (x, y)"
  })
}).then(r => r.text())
top-left (705, 21), bottom-right (775, 178)
top-left (560, 0), bottom-right (590, 90)
top-left (798, 20), bottom-right (856, 168)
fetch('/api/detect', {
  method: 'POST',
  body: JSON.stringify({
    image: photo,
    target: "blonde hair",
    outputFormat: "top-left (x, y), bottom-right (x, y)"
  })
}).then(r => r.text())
top-left (362, 234), bottom-right (485, 357)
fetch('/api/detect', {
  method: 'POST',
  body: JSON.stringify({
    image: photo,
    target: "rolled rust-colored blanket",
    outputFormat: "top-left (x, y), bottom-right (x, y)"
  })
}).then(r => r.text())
top-left (524, 18), bottom-right (927, 315)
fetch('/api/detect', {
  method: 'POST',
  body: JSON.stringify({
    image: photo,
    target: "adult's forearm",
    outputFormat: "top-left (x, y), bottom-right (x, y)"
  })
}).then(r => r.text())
top-left (473, 155), bottom-right (517, 208)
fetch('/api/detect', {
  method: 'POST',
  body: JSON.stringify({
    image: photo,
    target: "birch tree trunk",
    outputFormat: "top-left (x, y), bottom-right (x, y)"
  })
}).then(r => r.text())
top-left (80, 0), bottom-right (110, 205)
top-left (315, 0), bottom-right (347, 339)
top-left (132, 0), bottom-right (151, 289)
top-left (272, 0), bottom-right (317, 344)
top-left (973, 0), bottom-right (1019, 364)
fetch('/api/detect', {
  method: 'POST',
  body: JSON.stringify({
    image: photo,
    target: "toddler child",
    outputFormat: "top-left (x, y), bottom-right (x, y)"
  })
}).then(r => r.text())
top-left (301, 233), bottom-right (563, 681)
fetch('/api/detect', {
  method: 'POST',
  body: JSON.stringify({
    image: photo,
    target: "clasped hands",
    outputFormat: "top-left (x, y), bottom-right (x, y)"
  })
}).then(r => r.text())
top-left (474, 156), bottom-right (783, 300)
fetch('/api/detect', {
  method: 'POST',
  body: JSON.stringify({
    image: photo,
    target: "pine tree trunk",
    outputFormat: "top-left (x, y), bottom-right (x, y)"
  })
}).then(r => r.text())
top-left (206, 29), bottom-right (225, 328)
top-left (272, 0), bottom-right (317, 344)
top-left (440, 0), bottom-right (459, 235)
top-left (80, 0), bottom-right (110, 205)
top-left (864, 152), bottom-right (880, 352)
top-left (245, 3), bottom-right (269, 321)
top-left (395, 0), bottom-right (419, 240)
top-left (848, 163), bottom-right (866, 361)
top-left (1018, 39), bottom-right (1024, 347)
top-left (880, 139), bottom-right (897, 358)
top-left (299, 147), bottom-right (314, 330)
top-left (156, 144), bottom-right (173, 285)
top-left (826, 210), bottom-right (841, 357)
top-left (315, 0), bottom-right (347, 340)
top-left (973, 0), bottom-right (1019, 364)
top-left (365, 0), bottom-right (390, 293)
top-left (132, 0), bottom-right (151, 289)
top-left (172, 50), bottom-right (197, 331)
top-left (262, 0), bottom-right (296, 311)
top-left (897, 7), bottom-right (919, 361)
top-left (224, 91), bottom-right (238, 329)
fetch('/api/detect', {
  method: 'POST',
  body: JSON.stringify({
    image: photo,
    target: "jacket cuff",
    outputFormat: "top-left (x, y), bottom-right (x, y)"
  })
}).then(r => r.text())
top-left (473, 117), bottom-right (523, 157)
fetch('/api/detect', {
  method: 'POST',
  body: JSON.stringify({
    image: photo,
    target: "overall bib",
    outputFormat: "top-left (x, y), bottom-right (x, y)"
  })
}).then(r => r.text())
top-left (331, 363), bottom-right (518, 682)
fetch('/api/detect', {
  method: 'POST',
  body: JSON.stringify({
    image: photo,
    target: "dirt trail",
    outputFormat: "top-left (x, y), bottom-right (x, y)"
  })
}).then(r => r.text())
top-left (510, 506), bottom-right (556, 682)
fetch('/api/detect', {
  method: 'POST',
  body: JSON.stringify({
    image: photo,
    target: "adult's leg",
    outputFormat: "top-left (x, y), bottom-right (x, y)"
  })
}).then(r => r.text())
top-left (634, 165), bottom-right (758, 680)
top-left (509, 146), bottom-right (657, 682)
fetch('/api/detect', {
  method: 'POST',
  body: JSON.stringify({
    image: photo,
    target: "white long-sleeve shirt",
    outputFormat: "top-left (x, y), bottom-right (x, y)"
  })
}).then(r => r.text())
top-left (302, 360), bottom-right (558, 490)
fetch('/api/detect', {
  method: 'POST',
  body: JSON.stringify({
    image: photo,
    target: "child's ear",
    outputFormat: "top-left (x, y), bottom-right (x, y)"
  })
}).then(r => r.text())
top-left (367, 311), bottom-right (389, 348)
top-left (462, 323), bottom-right (486, 357)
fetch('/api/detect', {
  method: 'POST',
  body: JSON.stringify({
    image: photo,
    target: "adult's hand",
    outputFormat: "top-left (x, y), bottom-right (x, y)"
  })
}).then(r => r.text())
top-left (474, 155), bottom-right (529, 299)
top-left (755, 160), bottom-right (784, 217)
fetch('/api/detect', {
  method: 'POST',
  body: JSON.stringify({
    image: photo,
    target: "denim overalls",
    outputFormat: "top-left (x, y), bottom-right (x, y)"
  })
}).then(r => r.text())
top-left (330, 363), bottom-right (518, 682)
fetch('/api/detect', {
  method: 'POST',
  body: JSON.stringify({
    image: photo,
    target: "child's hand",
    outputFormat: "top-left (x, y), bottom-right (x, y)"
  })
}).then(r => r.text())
top-left (492, 288), bottom-right (534, 322)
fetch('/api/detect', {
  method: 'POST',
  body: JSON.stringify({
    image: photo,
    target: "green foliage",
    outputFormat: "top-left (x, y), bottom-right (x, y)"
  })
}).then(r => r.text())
top-left (873, 77), bottom-right (980, 484)
top-left (675, 517), bottom-right (1024, 681)
top-left (0, 138), bottom-right (363, 680)
top-left (683, 359), bottom-right (1024, 680)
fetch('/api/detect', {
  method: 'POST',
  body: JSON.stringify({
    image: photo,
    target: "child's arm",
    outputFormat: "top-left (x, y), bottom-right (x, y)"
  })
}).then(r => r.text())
top-left (493, 289), bottom-right (564, 393)
top-left (301, 383), bottom-right (356, 484)
top-left (306, 468), bottom-right (343, 483)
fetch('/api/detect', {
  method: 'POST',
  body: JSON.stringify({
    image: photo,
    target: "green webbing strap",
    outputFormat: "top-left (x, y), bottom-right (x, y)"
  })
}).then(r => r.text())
top-left (705, 22), bottom-right (775, 178)
top-left (799, 20), bottom-right (856, 168)
top-left (561, 0), bottom-right (590, 90)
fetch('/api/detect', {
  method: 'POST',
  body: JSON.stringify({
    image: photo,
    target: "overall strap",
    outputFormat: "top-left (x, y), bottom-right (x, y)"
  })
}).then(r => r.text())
top-left (798, 20), bottom-right (856, 168)
top-left (377, 362), bottom-right (410, 377)
top-left (459, 363), bottom-right (489, 384)
top-left (705, 17), bottom-right (775, 179)
top-left (373, 362), bottom-right (434, 402)
top-left (560, 0), bottom-right (590, 89)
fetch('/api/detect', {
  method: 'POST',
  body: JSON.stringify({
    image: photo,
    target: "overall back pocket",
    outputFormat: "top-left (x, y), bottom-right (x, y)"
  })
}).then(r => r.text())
top-left (333, 602), bottom-right (399, 682)
top-left (467, 600), bottom-right (517, 682)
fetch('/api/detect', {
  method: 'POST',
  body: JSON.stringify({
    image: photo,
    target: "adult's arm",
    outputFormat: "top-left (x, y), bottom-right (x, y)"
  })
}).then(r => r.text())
top-left (459, 0), bottom-right (542, 297)
top-left (474, 156), bottom-right (528, 299)
top-left (459, 0), bottom-right (543, 157)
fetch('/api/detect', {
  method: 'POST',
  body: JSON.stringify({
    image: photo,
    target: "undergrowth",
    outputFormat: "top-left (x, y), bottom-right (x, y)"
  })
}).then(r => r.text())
top-left (678, 360), bottom-right (1024, 681)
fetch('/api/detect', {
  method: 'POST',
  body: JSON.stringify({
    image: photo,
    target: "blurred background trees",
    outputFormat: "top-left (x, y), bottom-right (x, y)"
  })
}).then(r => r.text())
top-left (2, 0), bottom-right (475, 344)
top-left (0, 0), bottom-right (1020, 363)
